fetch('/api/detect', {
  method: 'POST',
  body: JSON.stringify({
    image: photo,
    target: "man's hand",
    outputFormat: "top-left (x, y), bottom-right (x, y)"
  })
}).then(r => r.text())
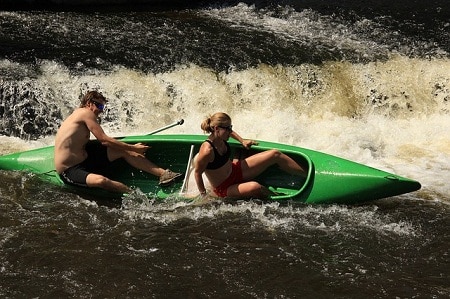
top-left (132, 143), bottom-right (150, 156)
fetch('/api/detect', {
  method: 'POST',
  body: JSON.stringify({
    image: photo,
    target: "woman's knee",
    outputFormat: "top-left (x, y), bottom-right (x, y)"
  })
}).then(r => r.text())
top-left (241, 181), bottom-right (265, 196)
top-left (266, 149), bottom-right (283, 160)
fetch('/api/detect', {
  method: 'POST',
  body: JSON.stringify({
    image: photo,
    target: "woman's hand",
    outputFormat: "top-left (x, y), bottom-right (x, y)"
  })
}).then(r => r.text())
top-left (242, 139), bottom-right (258, 149)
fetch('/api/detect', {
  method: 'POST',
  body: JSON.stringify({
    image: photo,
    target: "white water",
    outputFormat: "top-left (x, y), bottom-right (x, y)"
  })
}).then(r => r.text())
top-left (1, 55), bottom-right (448, 202)
top-left (117, 193), bottom-right (419, 237)
top-left (1, 5), bottom-right (448, 299)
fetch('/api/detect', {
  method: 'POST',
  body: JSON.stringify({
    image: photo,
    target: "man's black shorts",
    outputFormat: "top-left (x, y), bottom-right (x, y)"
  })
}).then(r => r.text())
top-left (58, 142), bottom-right (111, 187)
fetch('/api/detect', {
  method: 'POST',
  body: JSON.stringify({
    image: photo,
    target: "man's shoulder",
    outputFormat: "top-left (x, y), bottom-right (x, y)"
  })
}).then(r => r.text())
top-left (59, 108), bottom-right (94, 129)
top-left (71, 107), bottom-right (95, 119)
top-left (72, 107), bottom-right (89, 115)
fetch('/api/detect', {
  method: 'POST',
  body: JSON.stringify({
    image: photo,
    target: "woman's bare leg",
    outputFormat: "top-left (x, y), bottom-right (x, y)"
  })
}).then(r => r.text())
top-left (226, 181), bottom-right (270, 198)
top-left (240, 149), bottom-right (306, 180)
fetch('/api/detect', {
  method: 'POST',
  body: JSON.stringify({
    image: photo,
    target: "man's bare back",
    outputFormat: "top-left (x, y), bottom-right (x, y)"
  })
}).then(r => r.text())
top-left (55, 94), bottom-right (146, 175)
top-left (53, 91), bottom-right (182, 192)
top-left (54, 108), bottom-right (93, 174)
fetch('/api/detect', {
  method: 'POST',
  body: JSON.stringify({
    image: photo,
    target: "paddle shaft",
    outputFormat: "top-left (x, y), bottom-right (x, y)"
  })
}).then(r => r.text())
top-left (116, 119), bottom-right (184, 139)
top-left (179, 144), bottom-right (195, 194)
top-left (145, 119), bottom-right (184, 135)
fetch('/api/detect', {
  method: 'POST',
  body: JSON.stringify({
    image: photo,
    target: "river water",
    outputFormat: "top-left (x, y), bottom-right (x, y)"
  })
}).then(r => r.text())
top-left (0, 1), bottom-right (449, 298)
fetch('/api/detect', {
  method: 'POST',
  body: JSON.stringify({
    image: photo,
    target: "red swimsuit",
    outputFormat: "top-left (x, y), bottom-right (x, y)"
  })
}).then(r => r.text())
top-left (213, 161), bottom-right (244, 197)
top-left (204, 140), bottom-right (244, 197)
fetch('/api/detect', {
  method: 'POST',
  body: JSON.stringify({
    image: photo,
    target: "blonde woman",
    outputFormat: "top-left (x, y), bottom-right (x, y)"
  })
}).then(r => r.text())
top-left (194, 112), bottom-right (306, 199)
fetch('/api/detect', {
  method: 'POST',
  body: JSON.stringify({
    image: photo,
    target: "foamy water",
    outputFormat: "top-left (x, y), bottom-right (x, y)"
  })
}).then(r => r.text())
top-left (1, 4), bottom-right (448, 298)
top-left (1, 56), bottom-right (448, 201)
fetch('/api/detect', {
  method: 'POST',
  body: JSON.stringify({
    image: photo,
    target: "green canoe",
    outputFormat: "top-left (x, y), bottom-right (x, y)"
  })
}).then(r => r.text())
top-left (0, 134), bottom-right (421, 204)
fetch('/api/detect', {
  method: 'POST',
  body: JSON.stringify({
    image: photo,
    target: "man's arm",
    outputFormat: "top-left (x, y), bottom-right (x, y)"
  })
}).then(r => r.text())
top-left (83, 110), bottom-right (148, 155)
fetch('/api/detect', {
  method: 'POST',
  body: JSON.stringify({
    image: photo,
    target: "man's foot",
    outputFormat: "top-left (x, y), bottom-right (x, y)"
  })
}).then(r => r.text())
top-left (159, 169), bottom-right (183, 186)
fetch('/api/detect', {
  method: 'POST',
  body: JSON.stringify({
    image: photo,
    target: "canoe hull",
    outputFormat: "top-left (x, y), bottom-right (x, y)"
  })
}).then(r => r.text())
top-left (0, 134), bottom-right (421, 204)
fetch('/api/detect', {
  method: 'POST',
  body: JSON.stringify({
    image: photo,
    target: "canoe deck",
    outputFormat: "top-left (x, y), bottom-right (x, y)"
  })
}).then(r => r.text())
top-left (0, 134), bottom-right (421, 204)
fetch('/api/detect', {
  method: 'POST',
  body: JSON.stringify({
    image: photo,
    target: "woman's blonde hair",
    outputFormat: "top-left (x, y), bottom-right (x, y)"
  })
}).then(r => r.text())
top-left (200, 112), bottom-right (231, 133)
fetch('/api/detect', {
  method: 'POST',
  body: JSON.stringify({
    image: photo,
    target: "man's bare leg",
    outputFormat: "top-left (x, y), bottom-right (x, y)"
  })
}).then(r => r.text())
top-left (86, 173), bottom-right (131, 193)
top-left (108, 147), bottom-right (182, 185)
top-left (108, 148), bottom-right (165, 176)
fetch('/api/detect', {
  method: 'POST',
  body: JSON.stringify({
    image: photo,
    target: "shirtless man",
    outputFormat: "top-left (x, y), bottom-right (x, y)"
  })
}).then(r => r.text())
top-left (54, 90), bottom-right (182, 193)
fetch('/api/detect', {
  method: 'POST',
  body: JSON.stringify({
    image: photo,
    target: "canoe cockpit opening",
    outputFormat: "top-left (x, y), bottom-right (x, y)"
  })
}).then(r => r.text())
top-left (232, 147), bottom-right (310, 199)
